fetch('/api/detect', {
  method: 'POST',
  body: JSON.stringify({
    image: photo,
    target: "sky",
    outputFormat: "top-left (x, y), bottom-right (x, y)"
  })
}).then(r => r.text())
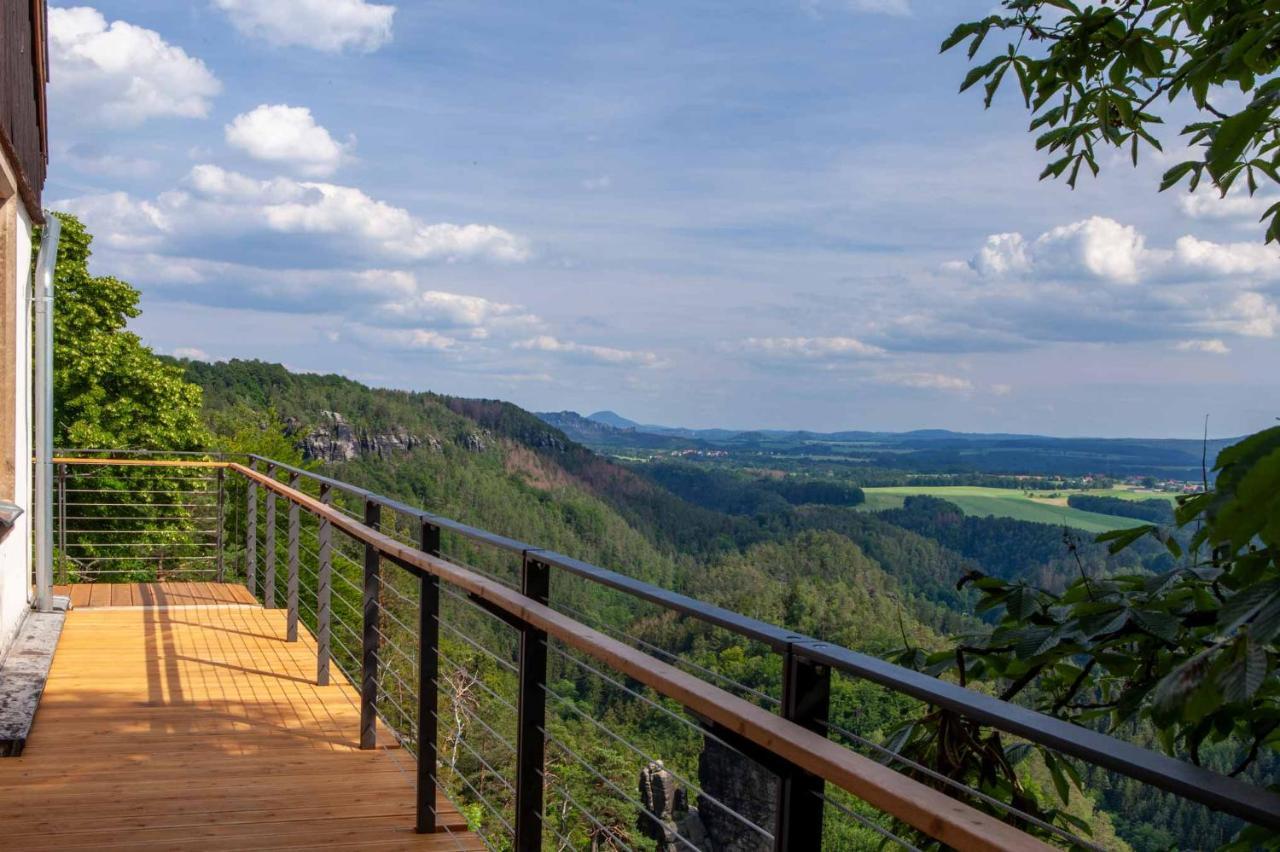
top-left (44, 1), bottom-right (1280, 438)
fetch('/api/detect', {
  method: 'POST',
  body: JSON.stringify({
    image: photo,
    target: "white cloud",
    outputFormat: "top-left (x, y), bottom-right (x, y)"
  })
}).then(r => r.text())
top-left (49, 243), bottom-right (553, 363)
top-left (738, 336), bottom-right (886, 359)
top-left (55, 191), bottom-right (170, 251)
top-left (969, 233), bottom-right (1030, 278)
top-left (1179, 189), bottom-right (1276, 224)
top-left (811, 0), bottom-right (911, 14)
top-left (225, 105), bottom-right (352, 176)
top-left (965, 216), bottom-right (1279, 287)
top-left (1030, 217), bottom-right (1148, 283)
top-left (923, 215), bottom-right (1280, 354)
top-left (171, 346), bottom-right (210, 360)
top-left (57, 165), bottom-right (531, 265)
top-left (1173, 236), bottom-right (1280, 278)
top-left (1175, 339), bottom-right (1230, 355)
top-left (185, 163), bottom-right (311, 202)
top-left (86, 252), bottom-right (540, 339)
top-left (380, 290), bottom-right (539, 331)
top-left (1213, 293), bottom-right (1280, 338)
top-left (212, 0), bottom-right (395, 53)
top-left (513, 336), bottom-right (662, 367)
top-left (345, 325), bottom-right (459, 352)
top-left (884, 373), bottom-right (974, 392)
top-left (49, 6), bottom-right (221, 126)
top-left (582, 175), bottom-right (613, 191)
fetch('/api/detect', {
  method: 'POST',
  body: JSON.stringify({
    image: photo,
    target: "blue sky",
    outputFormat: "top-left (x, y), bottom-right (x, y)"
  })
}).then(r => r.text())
top-left (45, 1), bottom-right (1280, 437)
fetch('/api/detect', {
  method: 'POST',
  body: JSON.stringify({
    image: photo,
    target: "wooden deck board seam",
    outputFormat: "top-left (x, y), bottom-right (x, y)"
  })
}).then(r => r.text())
top-left (0, 601), bottom-right (474, 849)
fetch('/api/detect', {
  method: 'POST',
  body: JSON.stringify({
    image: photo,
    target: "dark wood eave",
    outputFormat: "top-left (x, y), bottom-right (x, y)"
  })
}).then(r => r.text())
top-left (0, 124), bottom-right (43, 225)
top-left (3, 0), bottom-right (49, 225)
top-left (31, 0), bottom-right (48, 174)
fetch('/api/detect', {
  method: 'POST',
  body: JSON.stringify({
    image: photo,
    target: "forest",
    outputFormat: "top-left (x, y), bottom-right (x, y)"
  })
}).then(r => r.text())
top-left (174, 355), bottom-right (1246, 851)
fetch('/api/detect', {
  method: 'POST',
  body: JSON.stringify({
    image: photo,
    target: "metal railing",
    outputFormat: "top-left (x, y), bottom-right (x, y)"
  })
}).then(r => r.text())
top-left (49, 452), bottom-right (1280, 851)
top-left (52, 456), bottom-right (226, 584)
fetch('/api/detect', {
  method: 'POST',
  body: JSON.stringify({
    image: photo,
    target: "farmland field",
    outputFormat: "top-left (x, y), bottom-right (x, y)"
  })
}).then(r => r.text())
top-left (858, 486), bottom-right (1178, 534)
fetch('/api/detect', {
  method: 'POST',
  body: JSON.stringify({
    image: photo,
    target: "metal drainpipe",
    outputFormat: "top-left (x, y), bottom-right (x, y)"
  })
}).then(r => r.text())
top-left (32, 213), bottom-right (61, 613)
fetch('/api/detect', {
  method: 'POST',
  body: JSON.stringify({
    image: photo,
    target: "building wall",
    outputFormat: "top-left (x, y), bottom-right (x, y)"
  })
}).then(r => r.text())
top-left (0, 148), bottom-right (33, 659)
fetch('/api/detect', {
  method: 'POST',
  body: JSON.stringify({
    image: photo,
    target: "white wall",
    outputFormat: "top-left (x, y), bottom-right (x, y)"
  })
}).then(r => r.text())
top-left (0, 201), bottom-right (34, 659)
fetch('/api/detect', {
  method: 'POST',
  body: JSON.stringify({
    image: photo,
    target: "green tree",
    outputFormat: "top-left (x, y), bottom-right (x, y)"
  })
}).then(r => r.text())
top-left (948, 1), bottom-right (1280, 241)
top-left (893, 7), bottom-right (1280, 844)
top-left (50, 212), bottom-right (207, 450)
top-left (46, 213), bottom-right (211, 582)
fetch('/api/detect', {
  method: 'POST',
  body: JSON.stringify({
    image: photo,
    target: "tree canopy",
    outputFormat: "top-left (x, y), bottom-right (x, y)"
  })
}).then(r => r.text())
top-left (49, 212), bottom-right (208, 450)
top-left (948, 1), bottom-right (1280, 241)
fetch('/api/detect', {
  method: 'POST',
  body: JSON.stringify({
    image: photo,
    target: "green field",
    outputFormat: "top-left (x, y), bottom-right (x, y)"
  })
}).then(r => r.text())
top-left (859, 486), bottom-right (1176, 534)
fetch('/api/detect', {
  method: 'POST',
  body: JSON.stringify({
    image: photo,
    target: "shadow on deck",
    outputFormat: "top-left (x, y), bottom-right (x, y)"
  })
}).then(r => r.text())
top-left (0, 585), bottom-right (482, 851)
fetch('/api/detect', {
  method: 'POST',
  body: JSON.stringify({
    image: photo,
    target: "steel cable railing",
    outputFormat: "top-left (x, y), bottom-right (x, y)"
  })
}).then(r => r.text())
top-left (49, 452), bottom-right (1280, 851)
top-left (240, 460), bottom-right (1029, 844)
top-left (53, 460), bottom-right (224, 584)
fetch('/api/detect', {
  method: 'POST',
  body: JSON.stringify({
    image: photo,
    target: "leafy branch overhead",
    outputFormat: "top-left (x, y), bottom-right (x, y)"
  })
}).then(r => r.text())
top-left (945, 1), bottom-right (1280, 241)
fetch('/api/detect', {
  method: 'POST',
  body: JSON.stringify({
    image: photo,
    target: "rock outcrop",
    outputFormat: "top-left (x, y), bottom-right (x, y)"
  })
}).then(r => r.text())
top-left (697, 738), bottom-right (775, 851)
top-left (637, 761), bottom-right (710, 851)
top-left (290, 411), bottom-right (439, 462)
top-left (634, 736), bottom-right (781, 851)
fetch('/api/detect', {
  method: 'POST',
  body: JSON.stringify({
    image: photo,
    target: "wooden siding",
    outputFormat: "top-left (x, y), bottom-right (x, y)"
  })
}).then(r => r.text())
top-left (0, 0), bottom-right (47, 220)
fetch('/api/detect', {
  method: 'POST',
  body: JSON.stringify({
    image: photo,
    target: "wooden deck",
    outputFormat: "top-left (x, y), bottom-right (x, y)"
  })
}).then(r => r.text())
top-left (0, 586), bottom-right (483, 850)
top-left (53, 581), bottom-right (259, 609)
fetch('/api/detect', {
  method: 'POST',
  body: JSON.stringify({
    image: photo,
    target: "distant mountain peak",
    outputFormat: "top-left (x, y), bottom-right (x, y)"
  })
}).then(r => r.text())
top-left (587, 410), bottom-right (640, 429)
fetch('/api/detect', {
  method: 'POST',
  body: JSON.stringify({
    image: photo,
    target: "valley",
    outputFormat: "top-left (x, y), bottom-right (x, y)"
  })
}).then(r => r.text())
top-left (169, 356), bottom-right (1237, 851)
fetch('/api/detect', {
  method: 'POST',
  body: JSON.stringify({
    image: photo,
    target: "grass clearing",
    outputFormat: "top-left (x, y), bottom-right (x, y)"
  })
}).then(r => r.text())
top-left (858, 486), bottom-right (1174, 534)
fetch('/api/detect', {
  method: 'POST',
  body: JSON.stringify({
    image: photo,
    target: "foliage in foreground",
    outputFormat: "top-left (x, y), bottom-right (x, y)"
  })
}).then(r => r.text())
top-left (948, 1), bottom-right (1280, 241)
top-left (899, 427), bottom-right (1280, 849)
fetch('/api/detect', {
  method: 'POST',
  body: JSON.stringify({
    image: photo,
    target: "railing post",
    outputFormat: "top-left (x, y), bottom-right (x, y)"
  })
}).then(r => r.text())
top-left (316, 484), bottom-right (332, 686)
top-left (775, 648), bottom-right (831, 852)
top-left (416, 519), bottom-right (441, 834)
top-left (246, 460), bottom-right (258, 595)
top-left (56, 464), bottom-right (66, 579)
top-left (514, 551), bottom-right (549, 852)
top-left (215, 467), bottom-right (225, 583)
top-left (264, 463), bottom-right (277, 608)
top-left (360, 499), bottom-right (382, 750)
top-left (286, 472), bottom-right (300, 642)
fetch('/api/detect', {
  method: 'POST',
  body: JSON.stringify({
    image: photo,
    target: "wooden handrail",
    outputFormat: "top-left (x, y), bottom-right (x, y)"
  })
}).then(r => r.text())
top-left (47, 455), bottom-right (1053, 849)
top-left (224, 461), bottom-right (1053, 851)
top-left (53, 457), bottom-right (231, 468)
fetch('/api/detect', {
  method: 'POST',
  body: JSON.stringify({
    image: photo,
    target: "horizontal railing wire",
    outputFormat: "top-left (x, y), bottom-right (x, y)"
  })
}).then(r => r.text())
top-left (819, 715), bottom-right (1101, 850)
top-left (55, 454), bottom-right (1280, 850)
top-left (817, 789), bottom-right (923, 851)
top-left (242, 462), bottom-right (1046, 848)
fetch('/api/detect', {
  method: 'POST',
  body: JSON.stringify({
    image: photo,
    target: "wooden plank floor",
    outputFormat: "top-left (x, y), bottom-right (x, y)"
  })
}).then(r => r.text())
top-left (0, 593), bottom-right (483, 850)
top-left (53, 582), bottom-right (259, 609)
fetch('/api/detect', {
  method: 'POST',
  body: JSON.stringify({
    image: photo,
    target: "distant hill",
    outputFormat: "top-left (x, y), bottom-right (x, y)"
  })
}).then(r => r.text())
top-left (538, 410), bottom-right (699, 451)
top-left (536, 410), bottom-right (1236, 479)
top-left (586, 410), bottom-right (641, 429)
